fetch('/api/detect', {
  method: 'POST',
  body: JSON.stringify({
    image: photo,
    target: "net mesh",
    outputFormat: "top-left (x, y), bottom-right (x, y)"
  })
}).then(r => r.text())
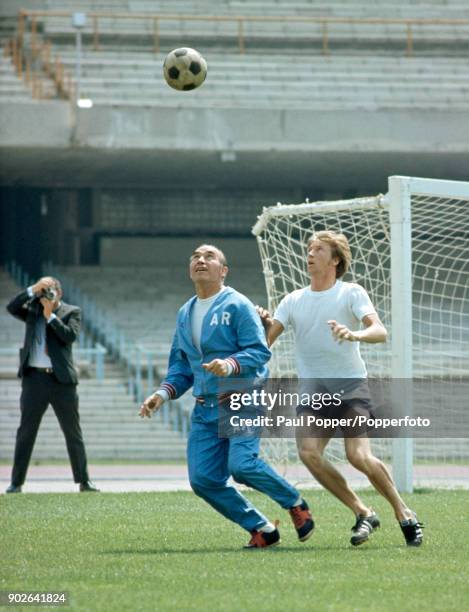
top-left (254, 188), bottom-right (469, 481)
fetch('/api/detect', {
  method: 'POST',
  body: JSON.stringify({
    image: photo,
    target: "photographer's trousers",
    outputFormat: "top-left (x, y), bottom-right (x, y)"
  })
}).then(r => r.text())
top-left (11, 369), bottom-right (90, 487)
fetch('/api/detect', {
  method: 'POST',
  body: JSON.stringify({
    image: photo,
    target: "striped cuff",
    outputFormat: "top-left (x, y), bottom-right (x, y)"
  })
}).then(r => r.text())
top-left (159, 382), bottom-right (177, 400)
top-left (225, 357), bottom-right (241, 376)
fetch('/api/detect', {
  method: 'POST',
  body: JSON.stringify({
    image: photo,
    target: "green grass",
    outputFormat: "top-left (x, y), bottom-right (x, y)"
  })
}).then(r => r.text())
top-left (0, 459), bottom-right (186, 466)
top-left (1, 490), bottom-right (468, 611)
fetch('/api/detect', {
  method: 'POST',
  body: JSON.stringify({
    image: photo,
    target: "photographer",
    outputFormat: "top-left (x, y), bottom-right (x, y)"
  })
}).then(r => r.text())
top-left (5, 276), bottom-right (98, 494)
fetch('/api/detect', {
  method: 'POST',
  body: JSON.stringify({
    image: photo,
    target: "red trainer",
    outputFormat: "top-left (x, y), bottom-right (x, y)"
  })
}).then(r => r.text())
top-left (289, 499), bottom-right (315, 542)
top-left (244, 521), bottom-right (281, 549)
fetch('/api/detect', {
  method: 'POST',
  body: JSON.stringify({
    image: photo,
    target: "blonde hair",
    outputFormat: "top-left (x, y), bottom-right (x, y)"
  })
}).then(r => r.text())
top-left (308, 231), bottom-right (352, 278)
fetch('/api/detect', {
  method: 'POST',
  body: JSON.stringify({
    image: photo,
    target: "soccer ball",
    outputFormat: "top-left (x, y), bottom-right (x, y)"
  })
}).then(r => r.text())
top-left (163, 47), bottom-right (207, 91)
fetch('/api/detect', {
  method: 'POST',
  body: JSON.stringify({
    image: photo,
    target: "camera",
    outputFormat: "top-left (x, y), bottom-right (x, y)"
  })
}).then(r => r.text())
top-left (42, 287), bottom-right (58, 301)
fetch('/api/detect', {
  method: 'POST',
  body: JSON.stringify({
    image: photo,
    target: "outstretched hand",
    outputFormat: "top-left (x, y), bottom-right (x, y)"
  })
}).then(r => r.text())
top-left (139, 393), bottom-right (164, 418)
top-left (202, 359), bottom-right (230, 377)
top-left (328, 319), bottom-right (360, 343)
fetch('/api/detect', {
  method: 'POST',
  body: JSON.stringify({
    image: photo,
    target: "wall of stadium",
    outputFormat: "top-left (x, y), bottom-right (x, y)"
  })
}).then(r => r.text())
top-left (1, 102), bottom-right (468, 194)
top-left (3, 103), bottom-right (469, 157)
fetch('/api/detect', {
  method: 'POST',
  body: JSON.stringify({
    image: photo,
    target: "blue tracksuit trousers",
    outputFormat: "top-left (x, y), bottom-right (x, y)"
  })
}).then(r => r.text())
top-left (187, 402), bottom-right (299, 532)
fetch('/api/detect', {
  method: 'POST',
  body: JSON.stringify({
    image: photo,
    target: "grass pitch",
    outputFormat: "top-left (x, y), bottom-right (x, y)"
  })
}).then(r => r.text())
top-left (1, 489), bottom-right (468, 611)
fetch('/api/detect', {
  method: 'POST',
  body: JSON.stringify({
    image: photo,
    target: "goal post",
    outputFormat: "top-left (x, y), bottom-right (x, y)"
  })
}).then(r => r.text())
top-left (252, 175), bottom-right (469, 492)
top-left (388, 176), bottom-right (413, 492)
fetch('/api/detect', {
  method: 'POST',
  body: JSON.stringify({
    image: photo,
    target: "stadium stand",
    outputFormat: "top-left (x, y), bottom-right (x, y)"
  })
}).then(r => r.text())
top-left (0, 54), bottom-right (32, 103)
top-left (129, 0), bottom-right (467, 18)
top-left (0, 16), bottom-right (32, 103)
top-left (46, 54), bottom-right (469, 110)
top-left (34, 3), bottom-right (469, 71)
top-left (5, 0), bottom-right (469, 110)
top-left (0, 270), bottom-right (187, 461)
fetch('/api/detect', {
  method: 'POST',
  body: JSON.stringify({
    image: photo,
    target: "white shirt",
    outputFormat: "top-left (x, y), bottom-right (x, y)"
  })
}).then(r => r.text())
top-left (273, 280), bottom-right (376, 378)
top-left (191, 287), bottom-right (226, 351)
top-left (29, 316), bottom-right (53, 368)
top-left (26, 286), bottom-right (57, 368)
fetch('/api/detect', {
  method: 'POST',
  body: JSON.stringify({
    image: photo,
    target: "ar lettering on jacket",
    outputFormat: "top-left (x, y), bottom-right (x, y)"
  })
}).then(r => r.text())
top-left (210, 312), bottom-right (231, 326)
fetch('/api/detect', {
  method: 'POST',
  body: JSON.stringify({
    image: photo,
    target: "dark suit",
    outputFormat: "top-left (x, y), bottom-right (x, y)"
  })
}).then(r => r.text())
top-left (7, 290), bottom-right (90, 487)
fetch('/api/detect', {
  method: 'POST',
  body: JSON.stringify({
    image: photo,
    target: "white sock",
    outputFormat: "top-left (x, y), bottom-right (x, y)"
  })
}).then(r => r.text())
top-left (260, 521), bottom-right (276, 533)
top-left (292, 496), bottom-right (303, 507)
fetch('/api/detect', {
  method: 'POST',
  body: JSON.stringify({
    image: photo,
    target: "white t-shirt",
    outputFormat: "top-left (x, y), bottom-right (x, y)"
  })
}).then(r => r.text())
top-left (156, 287), bottom-right (229, 403)
top-left (273, 281), bottom-right (376, 378)
top-left (191, 287), bottom-right (226, 351)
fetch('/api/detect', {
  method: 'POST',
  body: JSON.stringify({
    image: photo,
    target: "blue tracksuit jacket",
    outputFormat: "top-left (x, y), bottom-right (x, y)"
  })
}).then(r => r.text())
top-left (158, 286), bottom-right (299, 530)
top-left (159, 286), bottom-right (271, 400)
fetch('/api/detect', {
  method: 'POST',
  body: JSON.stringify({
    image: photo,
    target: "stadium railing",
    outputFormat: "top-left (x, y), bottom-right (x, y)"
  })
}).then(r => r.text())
top-left (18, 10), bottom-right (469, 55)
top-left (3, 30), bottom-right (72, 100)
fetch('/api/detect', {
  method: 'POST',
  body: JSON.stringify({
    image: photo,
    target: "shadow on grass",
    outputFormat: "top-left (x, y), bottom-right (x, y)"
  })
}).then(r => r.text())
top-left (100, 544), bottom-right (404, 555)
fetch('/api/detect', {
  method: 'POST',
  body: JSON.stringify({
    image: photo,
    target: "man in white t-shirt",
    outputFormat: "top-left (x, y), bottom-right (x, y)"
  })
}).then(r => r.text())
top-left (257, 230), bottom-right (423, 547)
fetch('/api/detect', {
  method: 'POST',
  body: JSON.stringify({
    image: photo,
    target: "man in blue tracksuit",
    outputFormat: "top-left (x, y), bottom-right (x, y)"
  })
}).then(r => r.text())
top-left (140, 244), bottom-right (313, 548)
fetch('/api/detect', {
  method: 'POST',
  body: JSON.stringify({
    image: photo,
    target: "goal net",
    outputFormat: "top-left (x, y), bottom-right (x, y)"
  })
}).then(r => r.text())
top-left (253, 176), bottom-right (469, 491)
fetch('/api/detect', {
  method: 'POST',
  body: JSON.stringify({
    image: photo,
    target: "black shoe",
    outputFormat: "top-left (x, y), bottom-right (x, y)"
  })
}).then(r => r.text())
top-left (6, 484), bottom-right (22, 494)
top-left (244, 523), bottom-right (281, 549)
top-left (350, 511), bottom-right (381, 546)
top-left (400, 513), bottom-right (424, 547)
top-left (289, 499), bottom-right (315, 542)
top-left (79, 481), bottom-right (100, 492)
